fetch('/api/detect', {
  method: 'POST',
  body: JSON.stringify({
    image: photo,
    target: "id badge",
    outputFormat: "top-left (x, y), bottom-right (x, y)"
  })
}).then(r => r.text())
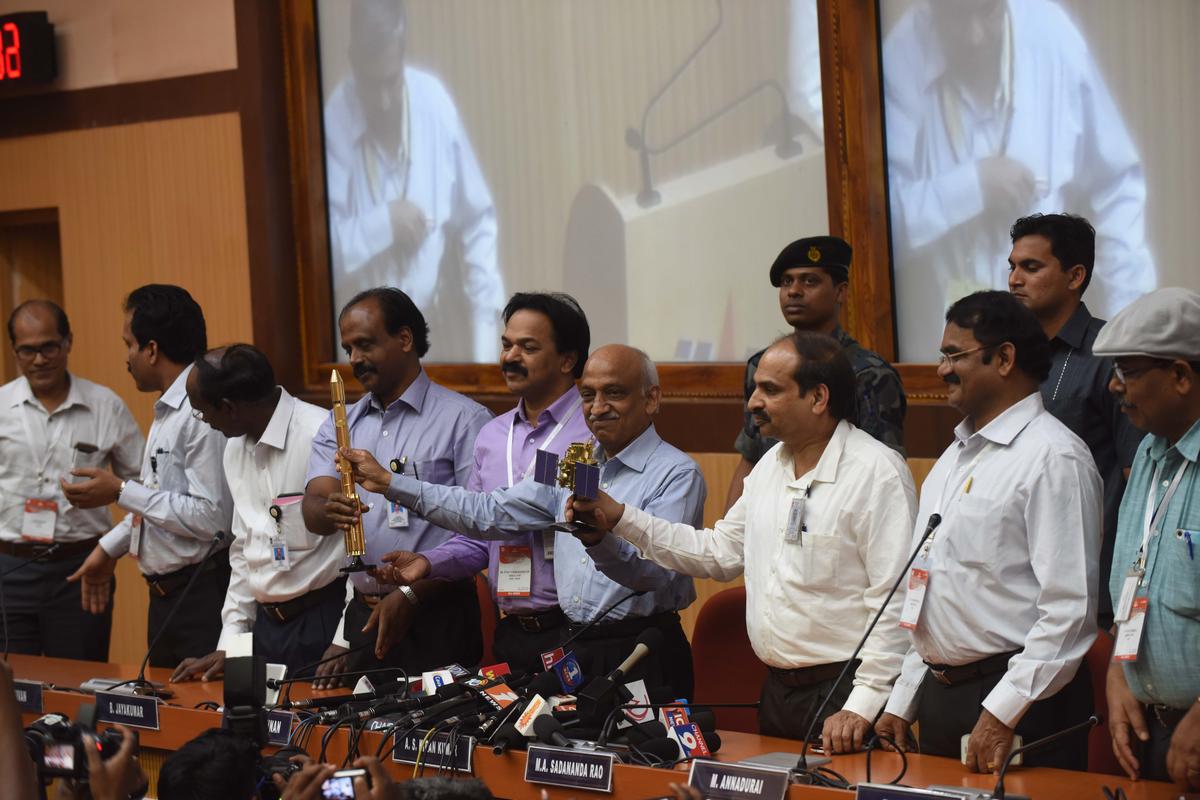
top-left (269, 535), bottom-right (291, 571)
top-left (21, 499), bottom-right (57, 543)
top-left (784, 496), bottom-right (806, 544)
top-left (542, 530), bottom-right (555, 561)
top-left (1114, 597), bottom-right (1148, 661)
top-left (129, 514), bottom-right (143, 558)
top-left (1114, 568), bottom-right (1143, 623)
top-left (496, 545), bottom-right (533, 597)
top-left (899, 555), bottom-right (931, 630)
top-left (387, 501), bottom-right (409, 529)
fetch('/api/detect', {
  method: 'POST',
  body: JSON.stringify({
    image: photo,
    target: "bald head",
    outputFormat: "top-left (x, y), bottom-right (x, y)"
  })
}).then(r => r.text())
top-left (579, 344), bottom-right (662, 456)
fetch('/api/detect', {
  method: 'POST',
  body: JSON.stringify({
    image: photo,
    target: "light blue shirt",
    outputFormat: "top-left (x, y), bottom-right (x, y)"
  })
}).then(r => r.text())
top-left (385, 424), bottom-right (703, 623)
top-left (1110, 417), bottom-right (1200, 709)
top-left (305, 370), bottom-right (492, 593)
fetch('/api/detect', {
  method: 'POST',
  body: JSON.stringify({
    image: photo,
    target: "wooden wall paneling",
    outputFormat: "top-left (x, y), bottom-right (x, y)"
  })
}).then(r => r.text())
top-left (0, 211), bottom-right (63, 382)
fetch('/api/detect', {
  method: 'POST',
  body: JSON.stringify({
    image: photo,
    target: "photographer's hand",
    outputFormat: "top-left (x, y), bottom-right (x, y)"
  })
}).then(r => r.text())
top-left (84, 725), bottom-right (147, 800)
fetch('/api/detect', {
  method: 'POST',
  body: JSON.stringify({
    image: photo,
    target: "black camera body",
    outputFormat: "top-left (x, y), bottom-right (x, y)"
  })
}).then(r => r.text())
top-left (24, 707), bottom-right (128, 782)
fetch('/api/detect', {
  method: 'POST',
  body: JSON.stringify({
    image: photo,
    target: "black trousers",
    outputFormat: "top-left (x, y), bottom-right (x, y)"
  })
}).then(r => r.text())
top-left (915, 659), bottom-right (1094, 770)
top-left (344, 579), bottom-right (482, 678)
top-left (1137, 703), bottom-right (1187, 782)
top-left (492, 612), bottom-right (570, 676)
top-left (568, 611), bottom-right (693, 701)
top-left (146, 556), bottom-right (231, 669)
top-left (0, 551), bottom-right (114, 661)
top-left (252, 579), bottom-right (348, 676)
top-left (758, 666), bottom-right (855, 741)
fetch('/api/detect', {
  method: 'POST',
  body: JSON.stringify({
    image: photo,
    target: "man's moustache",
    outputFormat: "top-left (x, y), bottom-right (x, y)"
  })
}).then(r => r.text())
top-left (589, 414), bottom-right (619, 423)
top-left (751, 413), bottom-right (771, 425)
top-left (943, 374), bottom-right (961, 385)
top-left (352, 364), bottom-right (377, 380)
top-left (501, 364), bottom-right (528, 377)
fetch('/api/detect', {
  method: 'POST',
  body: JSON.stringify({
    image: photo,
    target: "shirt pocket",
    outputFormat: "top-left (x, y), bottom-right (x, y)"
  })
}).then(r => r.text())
top-left (798, 531), bottom-right (841, 589)
top-left (1161, 527), bottom-right (1200, 617)
top-left (275, 496), bottom-right (319, 553)
top-left (945, 494), bottom-right (1002, 567)
top-left (416, 458), bottom-right (456, 486)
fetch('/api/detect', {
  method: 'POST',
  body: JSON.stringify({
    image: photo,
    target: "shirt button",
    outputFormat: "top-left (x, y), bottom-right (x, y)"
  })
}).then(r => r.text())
top-left (573, 596), bottom-right (580, 604)
top-left (382, 430), bottom-right (389, 437)
top-left (1162, 480), bottom-right (1169, 488)
top-left (602, 482), bottom-right (610, 490)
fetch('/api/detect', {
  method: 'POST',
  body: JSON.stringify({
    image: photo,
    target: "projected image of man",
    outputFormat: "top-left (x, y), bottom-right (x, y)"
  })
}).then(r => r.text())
top-left (323, 0), bottom-right (504, 362)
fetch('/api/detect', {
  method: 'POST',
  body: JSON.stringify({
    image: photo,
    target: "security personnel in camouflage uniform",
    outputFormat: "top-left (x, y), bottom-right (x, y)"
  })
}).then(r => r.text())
top-left (725, 236), bottom-right (907, 510)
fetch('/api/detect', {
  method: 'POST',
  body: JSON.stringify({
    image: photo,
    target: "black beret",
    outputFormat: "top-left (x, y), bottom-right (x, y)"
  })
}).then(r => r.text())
top-left (769, 236), bottom-right (852, 286)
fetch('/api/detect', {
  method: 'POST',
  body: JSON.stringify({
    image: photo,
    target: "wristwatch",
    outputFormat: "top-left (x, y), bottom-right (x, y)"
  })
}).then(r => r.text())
top-left (398, 585), bottom-right (419, 607)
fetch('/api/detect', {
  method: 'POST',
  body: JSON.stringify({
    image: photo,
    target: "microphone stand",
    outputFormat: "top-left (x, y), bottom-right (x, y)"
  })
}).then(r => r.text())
top-left (992, 716), bottom-right (1099, 799)
top-left (1, 544), bottom-right (61, 656)
top-left (557, 588), bottom-right (644, 652)
top-left (796, 514), bottom-right (942, 771)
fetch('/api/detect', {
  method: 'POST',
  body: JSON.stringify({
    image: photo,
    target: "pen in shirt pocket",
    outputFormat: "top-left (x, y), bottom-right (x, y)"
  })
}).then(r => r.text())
top-left (1178, 529), bottom-right (1195, 560)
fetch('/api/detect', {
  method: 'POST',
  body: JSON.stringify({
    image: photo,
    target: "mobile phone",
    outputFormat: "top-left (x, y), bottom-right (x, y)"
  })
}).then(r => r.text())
top-left (321, 768), bottom-right (367, 799)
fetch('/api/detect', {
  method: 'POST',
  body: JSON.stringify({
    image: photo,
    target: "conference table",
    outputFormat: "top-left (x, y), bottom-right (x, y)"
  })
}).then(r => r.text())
top-left (11, 656), bottom-right (1190, 799)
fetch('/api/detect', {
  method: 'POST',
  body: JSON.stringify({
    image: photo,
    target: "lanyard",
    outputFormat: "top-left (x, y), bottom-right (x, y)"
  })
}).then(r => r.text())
top-left (1136, 461), bottom-right (1190, 572)
top-left (506, 397), bottom-right (583, 488)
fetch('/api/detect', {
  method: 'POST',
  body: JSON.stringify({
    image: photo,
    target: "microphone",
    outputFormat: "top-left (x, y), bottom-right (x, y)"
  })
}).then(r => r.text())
top-left (796, 513), bottom-right (943, 770)
top-left (557, 588), bottom-right (647, 652)
top-left (325, 682), bottom-right (469, 724)
top-left (991, 716), bottom-right (1100, 799)
top-left (111, 532), bottom-right (230, 698)
top-left (1, 543), bottom-right (62, 656)
top-left (491, 723), bottom-right (525, 755)
top-left (631, 736), bottom-right (681, 764)
top-left (594, 702), bottom-right (756, 749)
top-left (272, 667), bottom-right (407, 708)
top-left (533, 715), bottom-right (574, 748)
top-left (576, 628), bottom-right (663, 725)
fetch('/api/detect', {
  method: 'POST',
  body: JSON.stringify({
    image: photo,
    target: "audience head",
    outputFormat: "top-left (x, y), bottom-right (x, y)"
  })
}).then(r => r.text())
top-left (157, 728), bottom-right (259, 800)
top-left (187, 344), bottom-right (278, 439)
top-left (769, 236), bottom-right (851, 332)
top-left (1008, 213), bottom-right (1096, 321)
top-left (123, 284), bottom-right (208, 392)
top-left (7, 300), bottom-right (72, 396)
top-left (1094, 287), bottom-right (1200, 443)
top-left (339, 287), bottom-right (429, 403)
top-left (397, 777), bottom-right (495, 799)
top-left (940, 290), bottom-right (1051, 424)
top-left (580, 344), bottom-right (660, 456)
top-left (501, 292), bottom-right (590, 400)
top-left (748, 331), bottom-right (856, 448)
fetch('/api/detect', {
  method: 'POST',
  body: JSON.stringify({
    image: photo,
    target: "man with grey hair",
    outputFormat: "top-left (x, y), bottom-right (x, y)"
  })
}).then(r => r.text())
top-left (1095, 288), bottom-right (1200, 788)
top-left (340, 343), bottom-right (703, 698)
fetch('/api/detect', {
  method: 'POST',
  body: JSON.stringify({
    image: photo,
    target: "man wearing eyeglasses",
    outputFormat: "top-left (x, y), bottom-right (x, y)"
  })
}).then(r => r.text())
top-left (0, 300), bottom-right (143, 661)
top-left (876, 290), bottom-right (1101, 773)
top-left (1094, 288), bottom-right (1200, 789)
top-left (1007, 213), bottom-right (1143, 628)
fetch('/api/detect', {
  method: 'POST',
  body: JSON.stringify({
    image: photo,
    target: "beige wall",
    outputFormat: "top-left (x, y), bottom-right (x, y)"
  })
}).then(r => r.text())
top-left (0, 0), bottom-right (236, 90)
top-left (0, 113), bottom-right (253, 663)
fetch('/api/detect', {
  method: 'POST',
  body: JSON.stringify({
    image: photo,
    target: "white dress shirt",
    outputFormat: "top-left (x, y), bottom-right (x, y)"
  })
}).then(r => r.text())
top-left (884, 392), bottom-right (1101, 728)
top-left (217, 389), bottom-right (353, 652)
top-left (614, 420), bottom-right (916, 720)
top-left (0, 375), bottom-right (143, 543)
top-left (99, 365), bottom-right (233, 576)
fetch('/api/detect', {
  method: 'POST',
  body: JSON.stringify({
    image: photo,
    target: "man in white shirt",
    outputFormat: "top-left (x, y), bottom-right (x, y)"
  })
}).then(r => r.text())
top-left (68, 285), bottom-right (234, 668)
top-left (876, 290), bottom-right (1101, 772)
top-left (570, 332), bottom-right (915, 750)
top-left (323, 0), bottom-right (504, 361)
top-left (170, 345), bottom-right (352, 681)
top-left (0, 300), bottom-right (143, 661)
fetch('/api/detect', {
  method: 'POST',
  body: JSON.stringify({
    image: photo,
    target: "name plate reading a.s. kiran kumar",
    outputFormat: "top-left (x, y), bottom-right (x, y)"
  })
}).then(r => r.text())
top-left (525, 744), bottom-right (615, 793)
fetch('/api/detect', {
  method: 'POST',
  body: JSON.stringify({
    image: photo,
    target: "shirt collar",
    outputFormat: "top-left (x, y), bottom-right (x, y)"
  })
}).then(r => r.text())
top-left (10, 374), bottom-right (89, 413)
top-left (516, 385), bottom-right (582, 426)
top-left (600, 424), bottom-right (661, 473)
top-left (775, 419), bottom-right (851, 485)
top-left (954, 391), bottom-right (1043, 447)
top-left (1053, 303), bottom-right (1094, 351)
top-left (367, 369), bottom-right (431, 416)
top-left (1148, 417), bottom-right (1200, 465)
top-left (256, 388), bottom-right (295, 451)
top-left (157, 364), bottom-right (193, 412)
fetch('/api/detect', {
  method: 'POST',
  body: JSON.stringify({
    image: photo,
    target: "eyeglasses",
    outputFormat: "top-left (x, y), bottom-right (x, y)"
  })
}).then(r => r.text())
top-left (1112, 362), bottom-right (1168, 384)
top-left (937, 343), bottom-right (994, 367)
top-left (13, 340), bottom-right (65, 361)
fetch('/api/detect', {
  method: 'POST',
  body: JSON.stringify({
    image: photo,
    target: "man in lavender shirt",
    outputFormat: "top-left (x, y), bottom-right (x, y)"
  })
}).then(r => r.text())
top-left (302, 288), bottom-right (492, 686)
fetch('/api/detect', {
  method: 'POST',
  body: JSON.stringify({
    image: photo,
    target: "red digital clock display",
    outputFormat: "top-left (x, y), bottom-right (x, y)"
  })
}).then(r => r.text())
top-left (0, 12), bottom-right (56, 86)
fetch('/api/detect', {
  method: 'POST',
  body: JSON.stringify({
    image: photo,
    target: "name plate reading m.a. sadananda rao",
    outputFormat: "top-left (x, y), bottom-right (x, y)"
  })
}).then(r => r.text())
top-left (525, 744), bottom-right (615, 793)
top-left (13, 680), bottom-right (43, 713)
top-left (687, 759), bottom-right (790, 800)
top-left (390, 727), bottom-right (475, 773)
top-left (95, 692), bottom-right (160, 730)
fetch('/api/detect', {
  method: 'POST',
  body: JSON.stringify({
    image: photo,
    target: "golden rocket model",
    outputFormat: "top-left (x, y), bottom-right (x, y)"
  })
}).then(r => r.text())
top-left (330, 370), bottom-right (370, 573)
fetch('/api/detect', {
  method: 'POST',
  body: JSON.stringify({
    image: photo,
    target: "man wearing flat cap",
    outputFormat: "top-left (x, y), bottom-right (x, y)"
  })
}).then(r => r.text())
top-left (1096, 288), bottom-right (1200, 789)
top-left (725, 235), bottom-right (907, 510)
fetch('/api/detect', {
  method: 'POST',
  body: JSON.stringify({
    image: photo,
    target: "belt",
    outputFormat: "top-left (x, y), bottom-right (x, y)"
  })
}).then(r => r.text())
top-left (1148, 704), bottom-right (1189, 729)
top-left (769, 659), bottom-right (860, 689)
top-left (506, 607), bottom-right (567, 633)
top-left (0, 537), bottom-right (100, 561)
top-left (924, 650), bottom-right (1021, 687)
top-left (566, 609), bottom-right (680, 641)
top-left (261, 578), bottom-right (347, 624)
top-left (144, 550), bottom-right (229, 599)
